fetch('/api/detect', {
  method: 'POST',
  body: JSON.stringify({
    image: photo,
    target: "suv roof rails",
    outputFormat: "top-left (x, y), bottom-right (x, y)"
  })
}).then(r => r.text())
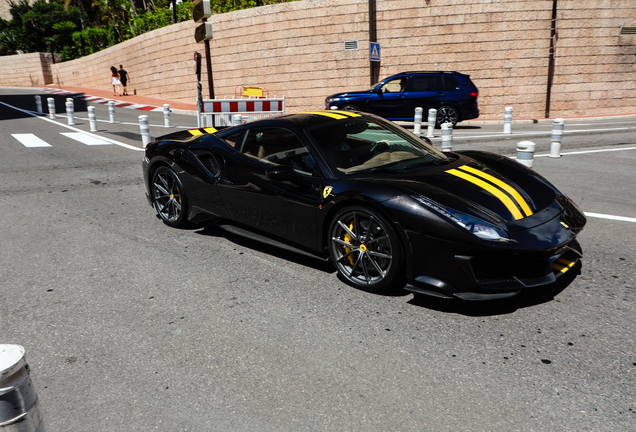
top-left (396, 71), bottom-right (461, 75)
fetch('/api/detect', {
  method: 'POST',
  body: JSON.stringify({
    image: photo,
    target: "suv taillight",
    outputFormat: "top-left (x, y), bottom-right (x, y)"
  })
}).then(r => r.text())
top-left (470, 91), bottom-right (478, 97)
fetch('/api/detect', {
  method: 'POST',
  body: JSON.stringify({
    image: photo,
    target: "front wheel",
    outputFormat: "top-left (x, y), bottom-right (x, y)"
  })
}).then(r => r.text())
top-left (151, 166), bottom-right (189, 228)
top-left (328, 206), bottom-right (404, 293)
top-left (340, 104), bottom-right (360, 112)
top-left (436, 105), bottom-right (459, 128)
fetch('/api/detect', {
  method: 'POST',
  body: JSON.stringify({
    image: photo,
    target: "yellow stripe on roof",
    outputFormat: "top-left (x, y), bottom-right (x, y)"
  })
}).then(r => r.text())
top-left (329, 110), bottom-right (362, 117)
top-left (187, 128), bottom-right (217, 136)
top-left (203, 127), bottom-right (217, 133)
top-left (301, 111), bottom-right (349, 120)
top-left (446, 168), bottom-right (524, 220)
top-left (458, 165), bottom-right (533, 217)
top-left (188, 129), bottom-right (203, 136)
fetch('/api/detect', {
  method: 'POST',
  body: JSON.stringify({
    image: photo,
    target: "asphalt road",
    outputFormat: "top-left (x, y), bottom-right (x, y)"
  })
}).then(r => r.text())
top-left (1, 90), bottom-right (635, 431)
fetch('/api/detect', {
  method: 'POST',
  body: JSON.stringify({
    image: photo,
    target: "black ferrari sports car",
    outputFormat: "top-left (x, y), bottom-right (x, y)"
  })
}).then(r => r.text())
top-left (142, 110), bottom-right (586, 300)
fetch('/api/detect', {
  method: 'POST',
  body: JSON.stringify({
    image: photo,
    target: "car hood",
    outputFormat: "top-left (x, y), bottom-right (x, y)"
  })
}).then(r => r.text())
top-left (369, 153), bottom-right (561, 232)
top-left (327, 90), bottom-right (375, 99)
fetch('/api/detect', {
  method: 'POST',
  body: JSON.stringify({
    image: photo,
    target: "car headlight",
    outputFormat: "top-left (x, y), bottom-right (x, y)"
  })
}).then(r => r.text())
top-left (326, 97), bottom-right (341, 103)
top-left (412, 196), bottom-right (512, 242)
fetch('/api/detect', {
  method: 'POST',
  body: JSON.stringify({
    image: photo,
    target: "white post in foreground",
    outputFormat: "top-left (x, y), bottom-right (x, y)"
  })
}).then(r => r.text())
top-left (66, 97), bottom-right (74, 110)
top-left (0, 344), bottom-right (45, 432)
top-left (163, 104), bottom-right (171, 128)
top-left (516, 141), bottom-right (536, 168)
top-left (65, 100), bottom-right (75, 125)
top-left (139, 115), bottom-right (151, 147)
top-left (88, 106), bottom-right (97, 132)
top-left (108, 101), bottom-right (116, 124)
top-left (47, 97), bottom-right (55, 119)
top-left (413, 107), bottom-right (423, 137)
top-left (503, 106), bottom-right (513, 134)
top-left (232, 114), bottom-right (243, 126)
top-left (35, 95), bottom-right (42, 114)
top-left (550, 118), bottom-right (564, 158)
top-left (441, 123), bottom-right (453, 153)
top-left (426, 108), bottom-right (437, 138)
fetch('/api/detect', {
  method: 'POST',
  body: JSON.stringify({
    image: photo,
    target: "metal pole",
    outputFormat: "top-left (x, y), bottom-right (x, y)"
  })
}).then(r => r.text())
top-left (516, 141), bottom-right (536, 168)
top-left (545, 0), bottom-right (558, 118)
top-left (47, 97), bottom-right (55, 119)
top-left (66, 101), bottom-right (75, 125)
top-left (426, 108), bottom-right (437, 138)
top-left (413, 107), bottom-right (423, 137)
top-left (204, 39), bottom-right (215, 99)
top-left (550, 118), bottom-right (564, 158)
top-left (0, 344), bottom-right (45, 432)
top-left (108, 101), bottom-right (116, 124)
top-left (139, 115), bottom-right (151, 147)
top-left (88, 106), bottom-right (97, 132)
top-left (163, 104), bottom-right (171, 127)
top-left (441, 123), bottom-right (453, 152)
top-left (368, 0), bottom-right (377, 86)
top-left (503, 106), bottom-right (513, 134)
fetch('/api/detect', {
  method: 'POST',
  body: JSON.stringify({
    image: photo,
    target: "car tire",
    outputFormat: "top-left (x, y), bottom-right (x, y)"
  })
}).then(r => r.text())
top-left (328, 206), bottom-right (404, 293)
top-left (151, 166), bottom-right (189, 228)
top-left (340, 104), bottom-right (360, 112)
top-left (436, 105), bottom-right (459, 128)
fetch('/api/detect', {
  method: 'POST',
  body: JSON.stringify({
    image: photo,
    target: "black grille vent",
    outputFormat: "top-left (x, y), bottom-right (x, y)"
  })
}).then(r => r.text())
top-left (620, 26), bottom-right (636, 35)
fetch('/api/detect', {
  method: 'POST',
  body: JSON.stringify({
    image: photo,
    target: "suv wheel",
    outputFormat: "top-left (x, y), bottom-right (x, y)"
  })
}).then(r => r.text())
top-left (436, 106), bottom-right (458, 128)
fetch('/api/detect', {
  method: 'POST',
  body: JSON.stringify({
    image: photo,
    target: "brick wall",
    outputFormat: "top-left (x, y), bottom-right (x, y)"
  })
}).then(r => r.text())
top-left (4, 0), bottom-right (635, 118)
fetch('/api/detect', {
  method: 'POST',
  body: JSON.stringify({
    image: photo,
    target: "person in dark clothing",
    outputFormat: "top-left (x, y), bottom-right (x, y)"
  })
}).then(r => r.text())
top-left (118, 65), bottom-right (130, 96)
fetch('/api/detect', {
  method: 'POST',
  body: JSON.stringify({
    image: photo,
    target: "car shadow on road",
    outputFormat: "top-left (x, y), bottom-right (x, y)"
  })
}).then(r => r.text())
top-left (194, 223), bottom-right (336, 274)
top-left (406, 262), bottom-right (581, 316)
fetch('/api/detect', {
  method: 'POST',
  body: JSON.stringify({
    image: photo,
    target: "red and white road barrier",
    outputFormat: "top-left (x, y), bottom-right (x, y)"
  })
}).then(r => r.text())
top-left (202, 96), bottom-right (285, 126)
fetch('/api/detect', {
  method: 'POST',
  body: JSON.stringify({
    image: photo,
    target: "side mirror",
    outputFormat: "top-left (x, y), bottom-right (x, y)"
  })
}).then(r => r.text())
top-left (266, 165), bottom-right (298, 181)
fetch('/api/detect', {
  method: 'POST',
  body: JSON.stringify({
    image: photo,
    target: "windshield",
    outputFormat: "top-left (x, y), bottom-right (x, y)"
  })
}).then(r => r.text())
top-left (307, 115), bottom-right (448, 176)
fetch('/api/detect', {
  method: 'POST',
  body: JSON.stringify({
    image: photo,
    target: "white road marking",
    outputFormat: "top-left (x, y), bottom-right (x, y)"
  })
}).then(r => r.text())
top-left (585, 213), bottom-right (636, 223)
top-left (60, 132), bottom-right (111, 146)
top-left (535, 146), bottom-right (636, 157)
top-left (11, 133), bottom-right (52, 147)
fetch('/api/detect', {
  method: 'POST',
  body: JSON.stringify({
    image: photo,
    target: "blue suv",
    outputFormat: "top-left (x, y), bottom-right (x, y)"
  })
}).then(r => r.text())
top-left (325, 71), bottom-right (479, 127)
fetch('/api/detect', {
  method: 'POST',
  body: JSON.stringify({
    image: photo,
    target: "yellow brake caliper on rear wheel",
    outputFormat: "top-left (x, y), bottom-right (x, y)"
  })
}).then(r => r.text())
top-left (343, 222), bottom-right (355, 265)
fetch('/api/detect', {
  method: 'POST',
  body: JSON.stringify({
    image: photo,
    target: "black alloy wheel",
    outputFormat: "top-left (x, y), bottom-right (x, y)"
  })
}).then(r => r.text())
top-left (341, 104), bottom-right (360, 112)
top-left (436, 105), bottom-right (458, 128)
top-left (152, 166), bottom-right (189, 228)
top-left (328, 206), bottom-right (403, 292)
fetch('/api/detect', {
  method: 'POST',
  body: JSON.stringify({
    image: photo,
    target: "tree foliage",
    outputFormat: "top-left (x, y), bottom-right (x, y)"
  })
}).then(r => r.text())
top-left (0, 0), bottom-right (294, 60)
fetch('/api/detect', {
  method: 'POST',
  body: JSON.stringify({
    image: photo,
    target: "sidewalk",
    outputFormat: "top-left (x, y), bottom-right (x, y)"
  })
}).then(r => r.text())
top-left (42, 84), bottom-right (636, 123)
top-left (42, 85), bottom-right (197, 115)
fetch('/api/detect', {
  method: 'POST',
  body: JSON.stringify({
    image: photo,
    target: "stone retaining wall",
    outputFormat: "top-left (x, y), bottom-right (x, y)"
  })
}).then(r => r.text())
top-left (3, 0), bottom-right (635, 118)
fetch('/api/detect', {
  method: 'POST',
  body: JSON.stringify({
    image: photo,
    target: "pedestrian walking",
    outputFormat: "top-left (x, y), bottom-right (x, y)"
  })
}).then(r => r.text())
top-left (110, 66), bottom-right (121, 96)
top-left (118, 64), bottom-right (130, 96)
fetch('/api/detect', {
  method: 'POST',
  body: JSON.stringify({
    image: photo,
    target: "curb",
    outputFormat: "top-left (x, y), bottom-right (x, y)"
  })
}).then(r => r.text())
top-left (42, 88), bottom-right (166, 112)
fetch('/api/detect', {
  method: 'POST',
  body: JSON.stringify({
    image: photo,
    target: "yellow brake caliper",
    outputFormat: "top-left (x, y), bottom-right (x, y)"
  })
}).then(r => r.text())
top-left (343, 222), bottom-right (355, 265)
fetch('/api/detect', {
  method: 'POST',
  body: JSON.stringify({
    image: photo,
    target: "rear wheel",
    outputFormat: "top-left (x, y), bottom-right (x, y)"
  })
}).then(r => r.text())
top-left (328, 206), bottom-right (403, 293)
top-left (341, 104), bottom-right (360, 112)
top-left (152, 166), bottom-right (189, 228)
top-left (436, 105), bottom-right (458, 128)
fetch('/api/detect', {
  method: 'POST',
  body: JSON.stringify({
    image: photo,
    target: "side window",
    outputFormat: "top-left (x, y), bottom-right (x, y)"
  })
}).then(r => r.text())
top-left (240, 127), bottom-right (317, 176)
top-left (405, 76), bottom-right (436, 92)
top-left (382, 77), bottom-right (407, 93)
top-left (222, 130), bottom-right (247, 148)
top-left (444, 76), bottom-right (461, 90)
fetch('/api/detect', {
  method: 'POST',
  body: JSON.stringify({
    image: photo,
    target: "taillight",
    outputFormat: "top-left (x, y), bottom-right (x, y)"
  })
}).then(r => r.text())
top-left (470, 91), bottom-right (479, 97)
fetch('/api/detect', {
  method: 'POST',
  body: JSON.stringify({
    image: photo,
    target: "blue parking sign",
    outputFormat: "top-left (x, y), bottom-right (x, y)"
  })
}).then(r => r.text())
top-left (370, 42), bottom-right (381, 62)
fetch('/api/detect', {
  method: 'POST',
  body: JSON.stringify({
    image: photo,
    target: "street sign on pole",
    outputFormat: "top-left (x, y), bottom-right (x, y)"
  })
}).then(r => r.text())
top-left (370, 42), bottom-right (381, 62)
top-left (194, 22), bottom-right (213, 43)
top-left (193, 0), bottom-right (212, 23)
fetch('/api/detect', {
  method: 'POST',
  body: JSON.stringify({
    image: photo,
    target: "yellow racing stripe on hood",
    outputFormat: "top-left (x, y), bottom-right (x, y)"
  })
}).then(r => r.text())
top-left (302, 111), bottom-right (349, 120)
top-left (446, 168), bottom-right (524, 220)
top-left (328, 110), bottom-right (362, 117)
top-left (187, 127), bottom-right (217, 136)
top-left (458, 165), bottom-right (533, 217)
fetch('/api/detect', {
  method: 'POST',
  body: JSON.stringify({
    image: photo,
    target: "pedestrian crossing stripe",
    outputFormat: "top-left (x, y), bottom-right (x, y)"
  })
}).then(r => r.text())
top-left (12, 132), bottom-right (112, 148)
top-left (61, 132), bottom-right (111, 145)
top-left (11, 134), bottom-right (52, 147)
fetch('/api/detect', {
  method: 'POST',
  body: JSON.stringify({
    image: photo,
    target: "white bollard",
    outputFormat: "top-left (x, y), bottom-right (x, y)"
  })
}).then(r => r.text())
top-left (139, 115), bottom-right (151, 147)
top-left (413, 107), bottom-right (423, 137)
top-left (426, 108), bottom-right (437, 138)
top-left (35, 95), bottom-right (42, 114)
top-left (441, 122), bottom-right (453, 152)
top-left (108, 101), bottom-right (116, 124)
top-left (550, 118), bottom-right (564, 158)
top-left (65, 100), bottom-right (75, 125)
top-left (163, 104), bottom-right (171, 128)
top-left (330, 106), bottom-right (338, 110)
top-left (503, 106), bottom-right (513, 134)
top-left (516, 141), bottom-right (536, 168)
top-left (66, 97), bottom-right (74, 110)
top-left (0, 344), bottom-right (45, 432)
top-left (232, 114), bottom-right (243, 126)
top-left (47, 97), bottom-right (55, 119)
top-left (88, 106), bottom-right (97, 132)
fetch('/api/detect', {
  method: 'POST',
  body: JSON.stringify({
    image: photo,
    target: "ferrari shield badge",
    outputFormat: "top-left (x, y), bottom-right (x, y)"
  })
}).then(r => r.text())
top-left (323, 186), bottom-right (333, 199)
